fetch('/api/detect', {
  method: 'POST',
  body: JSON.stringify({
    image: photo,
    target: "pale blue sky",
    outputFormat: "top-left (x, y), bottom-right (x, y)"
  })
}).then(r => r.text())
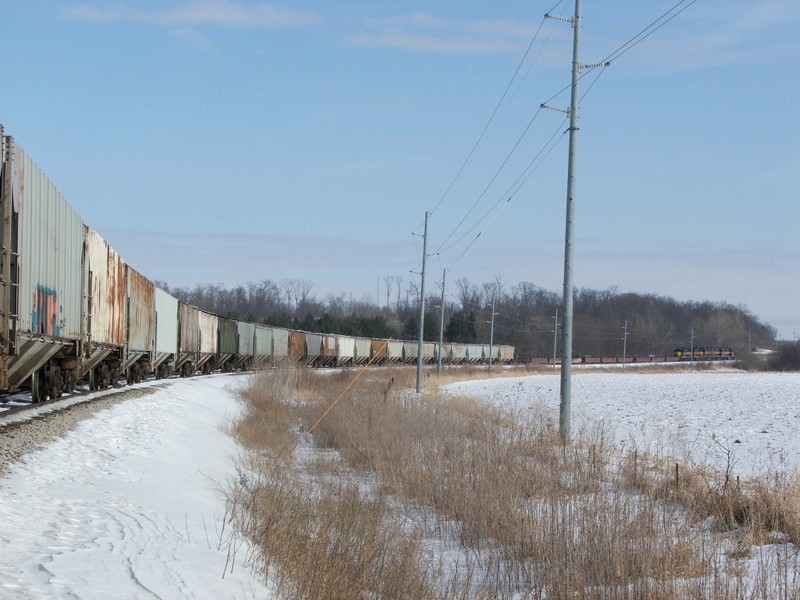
top-left (3, 1), bottom-right (798, 338)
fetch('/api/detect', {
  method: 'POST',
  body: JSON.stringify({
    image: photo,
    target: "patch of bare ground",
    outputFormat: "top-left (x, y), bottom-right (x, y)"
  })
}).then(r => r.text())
top-left (226, 365), bottom-right (800, 599)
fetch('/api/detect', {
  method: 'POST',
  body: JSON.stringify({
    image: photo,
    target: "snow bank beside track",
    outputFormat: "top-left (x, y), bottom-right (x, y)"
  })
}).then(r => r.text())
top-left (0, 373), bottom-right (273, 599)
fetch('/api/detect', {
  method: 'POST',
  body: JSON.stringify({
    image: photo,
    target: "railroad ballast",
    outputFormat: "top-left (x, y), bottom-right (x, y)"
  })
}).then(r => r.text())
top-left (0, 124), bottom-right (514, 402)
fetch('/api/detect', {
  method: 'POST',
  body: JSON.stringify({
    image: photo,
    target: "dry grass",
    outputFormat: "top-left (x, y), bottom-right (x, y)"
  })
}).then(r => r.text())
top-left (226, 364), bottom-right (800, 599)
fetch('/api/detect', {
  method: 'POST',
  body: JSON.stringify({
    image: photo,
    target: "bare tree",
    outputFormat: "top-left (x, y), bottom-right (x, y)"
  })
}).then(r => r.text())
top-left (296, 280), bottom-right (314, 313)
top-left (393, 275), bottom-right (403, 311)
top-left (280, 279), bottom-right (300, 312)
top-left (383, 276), bottom-right (394, 314)
top-left (455, 277), bottom-right (478, 311)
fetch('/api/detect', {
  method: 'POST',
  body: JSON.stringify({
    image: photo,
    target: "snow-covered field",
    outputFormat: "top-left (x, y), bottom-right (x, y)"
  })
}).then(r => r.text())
top-left (447, 367), bottom-right (800, 478)
top-left (2, 367), bottom-right (799, 598)
top-left (0, 373), bottom-right (273, 600)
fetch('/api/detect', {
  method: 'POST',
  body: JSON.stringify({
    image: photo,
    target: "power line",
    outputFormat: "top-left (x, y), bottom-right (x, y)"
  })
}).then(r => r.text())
top-left (429, 1), bottom-right (568, 218)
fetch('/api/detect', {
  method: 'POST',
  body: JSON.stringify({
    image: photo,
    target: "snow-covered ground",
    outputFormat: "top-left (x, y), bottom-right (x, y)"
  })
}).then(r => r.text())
top-left (0, 373), bottom-right (273, 600)
top-left (2, 367), bottom-right (800, 598)
top-left (447, 367), bottom-right (800, 478)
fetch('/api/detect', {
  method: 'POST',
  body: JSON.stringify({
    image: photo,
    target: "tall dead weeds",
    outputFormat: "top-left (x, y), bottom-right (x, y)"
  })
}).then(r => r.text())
top-left (227, 365), bottom-right (800, 599)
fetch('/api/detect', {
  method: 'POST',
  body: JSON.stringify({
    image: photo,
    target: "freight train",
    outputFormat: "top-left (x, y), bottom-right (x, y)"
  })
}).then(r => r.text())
top-left (0, 125), bottom-right (514, 402)
top-left (673, 347), bottom-right (735, 361)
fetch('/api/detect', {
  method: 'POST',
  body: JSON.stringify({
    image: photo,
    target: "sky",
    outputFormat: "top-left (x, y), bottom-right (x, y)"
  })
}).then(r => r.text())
top-left (2, 1), bottom-right (798, 339)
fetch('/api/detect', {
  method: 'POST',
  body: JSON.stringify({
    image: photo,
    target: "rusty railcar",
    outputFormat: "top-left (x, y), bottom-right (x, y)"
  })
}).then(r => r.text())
top-left (288, 330), bottom-right (305, 362)
top-left (83, 227), bottom-right (126, 390)
top-left (321, 335), bottom-right (337, 366)
top-left (123, 266), bottom-right (155, 383)
top-left (176, 302), bottom-right (200, 376)
top-left (371, 339), bottom-right (388, 364)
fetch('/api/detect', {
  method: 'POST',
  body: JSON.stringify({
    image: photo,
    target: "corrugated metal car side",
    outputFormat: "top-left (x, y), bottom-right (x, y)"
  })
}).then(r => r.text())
top-left (289, 331), bottom-right (305, 361)
top-left (305, 333), bottom-right (322, 358)
top-left (218, 317), bottom-right (237, 355)
top-left (272, 327), bottom-right (289, 359)
top-left (84, 227), bottom-right (126, 346)
top-left (449, 343), bottom-right (467, 362)
top-left (237, 321), bottom-right (255, 357)
top-left (498, 345), bottom-right (514, 362)
top-left (387, 341), bottom-right (404, 362)
top-left (423, 342), bottom-right (436, 362)
top-left (15, 146), bottom-right (83, 339)
top-left (322, 335), bottom-right (337, 358)
top-left (198, 310), bottom-right (218, 354)
top-left (126, 267), bottom-right (155, 353)
top-left (337, 336), bottom-right (355, 364)
top-left (371, 339), bottom-right (388, 360)
top-left (466, 345), bottom-right (483, 362)
top-left (155, 288), bottom-right (178, 355)
top-left (255, 324), bottom-right (274, 360)
top-left (403, 342), bottom-right (417, 363)
top-left (179, 302), bottom-right (200, 354)
top-left (354, 338), bottom-right (371, 363)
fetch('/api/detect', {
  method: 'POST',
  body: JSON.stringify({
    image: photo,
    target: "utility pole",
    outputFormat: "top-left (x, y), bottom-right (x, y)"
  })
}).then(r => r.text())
top-left (437, 268), bottom-right (446, 376)
top-left (487, 292), bottom-right (497, 374)
top-left (544, 0), bottom-right (582, 442)
top-left (621, 320), bottom-right (628, 370)
top-left (436, 269), bottom-right (447, 377)
top-left (690, 325), bottom-right (695, 368)
top-left (415, 211), bottom-right (429, 393)
top-left (552, 308), bottom-right (559, 372)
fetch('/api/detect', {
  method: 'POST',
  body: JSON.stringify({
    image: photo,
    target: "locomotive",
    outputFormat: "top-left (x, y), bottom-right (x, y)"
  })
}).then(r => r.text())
top-left (0, 124), bottom-right (513, 402)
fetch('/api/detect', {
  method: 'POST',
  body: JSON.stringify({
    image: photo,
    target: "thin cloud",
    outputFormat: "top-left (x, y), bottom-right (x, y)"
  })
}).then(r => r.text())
top-left (353, 12), bottom-right (536, 54)
top-left (61, 1), bottom-right (321, 28)
top-left (606, 0), bottom-right (800, 71)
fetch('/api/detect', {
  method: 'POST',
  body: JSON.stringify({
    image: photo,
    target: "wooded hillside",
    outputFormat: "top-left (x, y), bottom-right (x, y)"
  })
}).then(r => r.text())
top-left (156, 278), bottom-right (776, 359)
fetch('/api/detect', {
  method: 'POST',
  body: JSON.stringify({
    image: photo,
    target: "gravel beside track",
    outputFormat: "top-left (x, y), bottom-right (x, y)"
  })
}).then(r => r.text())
top-left (0, 387), bottom-right (161, 477)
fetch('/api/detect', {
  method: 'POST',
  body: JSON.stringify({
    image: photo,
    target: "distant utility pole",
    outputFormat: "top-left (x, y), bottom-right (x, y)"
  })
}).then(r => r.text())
top-left (552, 308), bottom-right (559, 372)
top-left (437, 269), bottom-right (446, 376)
top-left (415, 212), bottom-right (429, 393)
top-left (543, 0), bottom-right (582, 442)
top-left (690, 325), bottom-right (695, 368)
top-left (487, 293), bottom-right (497, 374)
top-left (621, 320), bottom-right (628, 370)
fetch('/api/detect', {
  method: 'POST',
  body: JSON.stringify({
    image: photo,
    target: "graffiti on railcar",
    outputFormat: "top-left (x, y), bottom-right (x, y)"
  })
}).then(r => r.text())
top-left (33, 285), bottom-right (60, 336)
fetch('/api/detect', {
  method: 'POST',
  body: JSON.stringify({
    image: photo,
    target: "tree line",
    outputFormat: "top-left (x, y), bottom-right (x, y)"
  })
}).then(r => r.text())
top-left (155, 277), bottom-right (777, 360)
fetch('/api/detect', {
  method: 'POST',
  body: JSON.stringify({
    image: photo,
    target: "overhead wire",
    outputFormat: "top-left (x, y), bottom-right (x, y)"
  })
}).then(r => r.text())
top-left (433, 0), bottom-right (697, 273)
top-left (442, 60), bottom-right (608, 269)
top-left (442, 120), bottom-right (567, 268)
top-left (414, 0), bottom-right (567, 236)
top-left (429, 0), bottom-right (568, 218)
